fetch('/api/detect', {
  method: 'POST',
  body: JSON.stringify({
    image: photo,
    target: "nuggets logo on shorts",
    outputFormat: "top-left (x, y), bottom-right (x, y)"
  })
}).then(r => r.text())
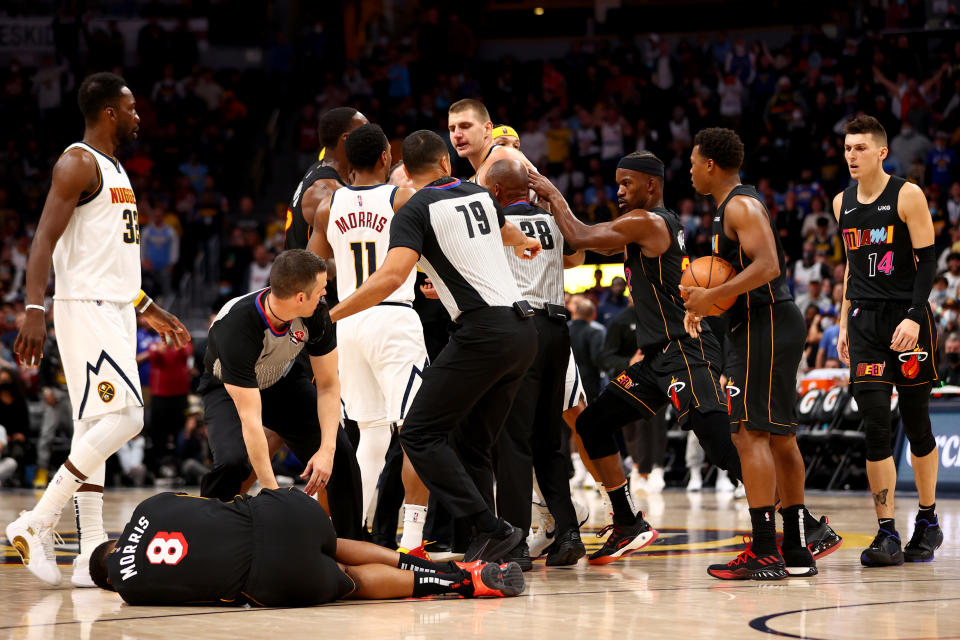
top-left (898, 346), bottom-right (928, 379)
top-left (615, 372), bottom-right (634, 389)
top-left (667, 377), bottom-right (686, 410)
top-left (856, 362), bottom-right (886, 377)
top-left (97, 381), bottom-right (116, 403)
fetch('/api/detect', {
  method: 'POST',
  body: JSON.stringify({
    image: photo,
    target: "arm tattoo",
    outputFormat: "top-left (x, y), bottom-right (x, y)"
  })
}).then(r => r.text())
top-left (872, 489), bottom-right (889, 507)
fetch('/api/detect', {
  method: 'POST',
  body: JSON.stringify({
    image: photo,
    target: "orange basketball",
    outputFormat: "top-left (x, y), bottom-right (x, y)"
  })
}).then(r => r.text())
top-left (680, 256), bottom-right (738, 316)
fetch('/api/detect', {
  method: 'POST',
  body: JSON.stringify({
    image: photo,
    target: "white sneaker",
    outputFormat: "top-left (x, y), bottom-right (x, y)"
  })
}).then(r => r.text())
top-left (527, 505), bottom-right (556, 558)
top-left (646, 466), bottom-right (665, 494)
top-left (570, 454), bottom-right (588, 488)
top-left (715, 470), bottom-right (735, 493)
top-left (71, 553), bottom-right (97, 588)
top-left (573, 498), bottom-right (589, 527)
top-left (5, 510), bottom-right (62, 585)
top-left (734, 481), bottom-right (747, 499)
top-left (686, 470), bottom-right (703, 492)
top-left (628, 468), bottom-right (646, 495)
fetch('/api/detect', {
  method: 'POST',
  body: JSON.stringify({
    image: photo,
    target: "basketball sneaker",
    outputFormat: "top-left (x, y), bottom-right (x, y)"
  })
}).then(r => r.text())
top-left (904, 519), bottom-right (943, 563)
top-left (5, 510), bottom-right (62, 585)
top-left (71, 553), bottom-right (97, 588)
top-left (860, 528), bottom-right (904, 567)
top-left (707, 537), bottom-right (787, 580)
top-left (453, 560), bottom-right (526, 597)
top-left (546, 529), bottom-right (586, 567)
top-left (588, 512), bottom-right (658, 565)
top-left (506, 541), bottom-right (532, 572)
top-left (464, 519), bottom-right (524, 564)
top-left (528, 510), bottom-right (556, 559)
top-left (805, 516), bottom-right (843, 560)
top-left (780, 545), bottom-right (818, 577)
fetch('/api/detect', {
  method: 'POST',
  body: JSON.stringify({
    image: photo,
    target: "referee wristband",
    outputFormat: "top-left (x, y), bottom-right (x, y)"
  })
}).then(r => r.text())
top-left (25, 304), bottom-right (46, 313)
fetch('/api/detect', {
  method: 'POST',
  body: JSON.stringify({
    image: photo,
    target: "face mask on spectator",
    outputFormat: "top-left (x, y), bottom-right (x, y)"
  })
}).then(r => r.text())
top-left (942, 310), bottom-right (958, 327)
top-left (821, 317), bottom-right (834, 329)
top-left (948, 352), bottom-right (960, 365)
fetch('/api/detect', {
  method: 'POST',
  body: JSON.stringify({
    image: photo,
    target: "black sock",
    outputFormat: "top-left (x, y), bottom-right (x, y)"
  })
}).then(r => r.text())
top-left (412, 571), bottom-right (466, 597)
top-left (917, 503), bottom-right (937, 524)
top-left (749, 506), bottom-right (778, 555)
top-left (878, 517), bottom-right (896, 534)
top-left (802, 507), bottom-right (821, 532)
top-left (780, 504), bottom-right (805, 549)
top-left (607, 481), bottom-right (635, 525)
top-left (398, 552), bottom-right (450, 574)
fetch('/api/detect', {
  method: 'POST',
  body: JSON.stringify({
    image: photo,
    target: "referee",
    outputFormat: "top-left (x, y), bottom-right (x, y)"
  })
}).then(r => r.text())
top-left (330, 130), bottom-right (542, 563)
top-left (481, 158), bottom-right (586, 569)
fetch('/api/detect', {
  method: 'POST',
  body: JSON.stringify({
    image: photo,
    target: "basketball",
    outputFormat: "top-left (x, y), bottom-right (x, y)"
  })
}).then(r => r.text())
top-left (680, 256), bottom-right (738, 315)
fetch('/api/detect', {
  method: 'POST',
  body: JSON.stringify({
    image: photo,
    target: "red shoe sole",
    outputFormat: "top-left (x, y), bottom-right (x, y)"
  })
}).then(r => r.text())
top-left (588, 529), bottom-right (659, 565)
top-left (811, 538), bottom-right (843, 561)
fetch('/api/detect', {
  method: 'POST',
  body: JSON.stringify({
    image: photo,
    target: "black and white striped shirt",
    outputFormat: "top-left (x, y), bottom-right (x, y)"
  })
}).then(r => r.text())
top-left (389, 177), bottom-right (522, 320)
top-left (502, 201), bottom-right (571, 308)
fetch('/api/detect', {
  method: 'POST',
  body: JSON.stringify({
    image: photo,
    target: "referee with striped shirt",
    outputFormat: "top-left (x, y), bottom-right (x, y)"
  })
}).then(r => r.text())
top-left (330, 130), bottom-right (543, 563)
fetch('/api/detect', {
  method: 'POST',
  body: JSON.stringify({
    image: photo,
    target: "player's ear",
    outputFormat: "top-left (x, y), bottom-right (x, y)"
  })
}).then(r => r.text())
top-left (878, 146), bottom-right (888, 161)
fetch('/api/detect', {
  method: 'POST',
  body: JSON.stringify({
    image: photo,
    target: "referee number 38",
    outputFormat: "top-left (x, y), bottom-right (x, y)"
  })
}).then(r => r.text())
top-left (146, 531), bottom-right (189, 565)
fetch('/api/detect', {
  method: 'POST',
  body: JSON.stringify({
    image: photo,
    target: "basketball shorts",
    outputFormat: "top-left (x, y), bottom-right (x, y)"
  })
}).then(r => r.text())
top-left (847, 300), bottom-right (938, 391)
top-left (54, 299), bottom-right (142, 421)
top-left (244, 488), bottom-right (355, 607)
top-left (724, 301), bottom-right (805, 435)
top-left (337, 304), bottom-right (429, 424)
top-left (606, 334), bottom-right (726, 427)
top-left (563, 348), bottom-right (586, 410)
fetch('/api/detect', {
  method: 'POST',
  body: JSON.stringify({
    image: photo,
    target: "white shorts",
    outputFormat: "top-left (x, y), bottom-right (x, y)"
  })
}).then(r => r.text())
top-left (337, 304), bottom-right (428, 424)
top-left (55, 299), bottom-right (143, 421)
top-left (564, 348), bottom-right (586, 411)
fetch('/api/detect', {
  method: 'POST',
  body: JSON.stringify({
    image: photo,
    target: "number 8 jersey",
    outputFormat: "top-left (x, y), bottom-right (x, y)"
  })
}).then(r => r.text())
top-left (839, 175), bottom-right (914, 302)
top-left (53, 142), bottom-right (142, 303)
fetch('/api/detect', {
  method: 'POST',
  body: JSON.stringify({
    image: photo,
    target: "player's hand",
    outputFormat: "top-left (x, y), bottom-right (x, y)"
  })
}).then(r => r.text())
top-left (837, 325), bottom-right (850, 365)
top-left (679, 284), bottom-right (714, 317)
top-left (516, 236), bottom-right (542, 260)
top-left (142, 302), bottom-right (191, 349)
top-left (13, 308), bottom-right (47, 369)
top-left (683, 310), bottom-right (702, 339)
top-left (890, 318), bottom-right (920, 352)
top-left (420, 278), bottom-right (439, 299)
top-left (628, 349), bottom-right (643, 366)
top-left (527, 170), bottom-right (559, 200)
top-left (301, 446), bottom-right (335, 496)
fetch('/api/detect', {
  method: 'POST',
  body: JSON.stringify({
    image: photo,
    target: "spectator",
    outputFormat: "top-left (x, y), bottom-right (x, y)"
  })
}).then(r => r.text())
top-left (141, 206), bottom-right (180, 296)
top-left (597, 276), bottom-right (629, 326)
top-left (568, 297), bottom-right (605, 402)
top-left (147, 338), bottom-right (194, 476)
top-left (890, 122), bottom-right (933, 170)
top-left (928, 131), bottom-right (958, 190)
top-left (792, 242), bottom-right (831, 298)
top-left (177, 396), bottom-right (211, 485)
top-left (815, 312), bottom-right (842, 369)
top-left (34, 321), bottom-right (70, 488)
top-left (947, 181), bottom-right (960, 227)
top-left (939, 332), bottom-right (960, 386)
top-left (944, 252), bottom-right (960, 294)
top-left (0, 423), bottom-right (18, 485)
top-left (795, 277), bottom-right (831, 315)
top-left (248, 244), bottom-right (274, 292)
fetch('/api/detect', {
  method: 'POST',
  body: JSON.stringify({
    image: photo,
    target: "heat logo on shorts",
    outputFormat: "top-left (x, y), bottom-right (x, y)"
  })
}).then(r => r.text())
top-left (898, 347), bottom-right (928, 380)
top-left (841, 225), bottom-right (895, 251)
top-left (615, 372), bottom-right (634, 389)
top-left (856, 362), bottom-right (886, 377)
top-left (97, 381), bottom-right (115, 403)
top-left (667, 377), bottom-right (686, 410)
top-left (725, 379), bottom-right (741, 415)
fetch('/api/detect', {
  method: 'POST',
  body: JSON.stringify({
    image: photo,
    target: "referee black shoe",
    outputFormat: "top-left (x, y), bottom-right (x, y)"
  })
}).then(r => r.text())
top-left (464, 519), bottom-right (524, 564)
top-left (588, 512), bottom-right (658, 565)
top-left (904, 519), bottom-right (943, 563)
top-left (545, 529), bottom-right (586, 567)
top-left (860, 528), bottom-right (904, 567)
top-left (506, 541), bottom-right (533, 572)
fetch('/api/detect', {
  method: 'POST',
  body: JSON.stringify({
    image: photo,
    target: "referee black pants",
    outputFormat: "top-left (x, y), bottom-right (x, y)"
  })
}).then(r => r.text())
top-left (198, 371), bottom-right (365, 540)
top-left (495, 316), bottom-right (578, 533)
top-left (399, 307), bottom-right (537, 521)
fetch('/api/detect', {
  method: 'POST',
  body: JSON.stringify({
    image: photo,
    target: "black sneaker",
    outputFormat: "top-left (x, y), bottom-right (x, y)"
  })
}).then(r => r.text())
top-left (588, 512), bottom-right (658, 565)
top-left (904, 519), bottom-right (943, 563)
top-left (545, 529), bottom-right (586, 567)
top-left (780, 544), bottom-right (818, 577)
top-left (806, 516), bottom-right (843, 560)
top-left (860, 528), bottom-right (904, 567)
top-left (463, 519), bottom-right (524, 564)
top-left (708, 537), bottom-right (787, 580)
top-left (507, 540), bottom-right (532, 572)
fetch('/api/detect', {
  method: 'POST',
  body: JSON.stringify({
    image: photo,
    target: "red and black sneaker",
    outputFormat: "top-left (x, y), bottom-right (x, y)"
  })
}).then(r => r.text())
top-left (806, 516), bottom-right (843, 560)
top-left (453, 560), bottom-right (525, 597)
top-left (708, 536), bottom-right (788, 580)
top-left (588, 512), bottom-right (658, 565)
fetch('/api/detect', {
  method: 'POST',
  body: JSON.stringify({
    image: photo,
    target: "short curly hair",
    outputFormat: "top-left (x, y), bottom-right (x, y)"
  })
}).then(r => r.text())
top-left (345, 123), bottom-right (388, 170)
top-left (693, 127), bottom-right (744, 171)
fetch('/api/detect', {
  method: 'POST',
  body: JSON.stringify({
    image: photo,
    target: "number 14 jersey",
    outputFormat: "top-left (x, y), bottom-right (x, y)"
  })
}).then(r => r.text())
top-left (839, 175), bottom-right (915, 302)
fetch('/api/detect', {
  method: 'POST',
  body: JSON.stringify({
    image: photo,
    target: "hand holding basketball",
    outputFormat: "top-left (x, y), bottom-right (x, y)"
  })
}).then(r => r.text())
top-left (679, 256), bottom-right (738, 317)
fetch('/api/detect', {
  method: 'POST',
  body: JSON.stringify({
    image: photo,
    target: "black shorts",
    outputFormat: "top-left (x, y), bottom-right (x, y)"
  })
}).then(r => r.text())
top-left (243, 489), bottom-right (355, 607)
top-left (847, 300), bottom-right (939, 391)
top-left (606, 333), bottom-right (726, 426)
top-left (725, 301), bottom-right (804, 435)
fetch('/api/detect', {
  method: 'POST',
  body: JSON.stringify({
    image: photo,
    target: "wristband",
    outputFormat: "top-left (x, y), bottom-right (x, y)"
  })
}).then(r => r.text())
top-left (906, 306), bottom-right (925, 324)
top-left (25, 304), bottom-right (46, 313)
top-left (132, 290), bottom-right (147, 307)
top-left (138, 298), bottom-right (153, 314)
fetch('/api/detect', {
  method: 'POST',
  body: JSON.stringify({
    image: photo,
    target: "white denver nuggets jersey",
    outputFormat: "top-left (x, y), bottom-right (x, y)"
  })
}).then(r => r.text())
top-left (327, 184), bottom-right (415, 304)
top-left (53, 142), bottom-right (141, 303)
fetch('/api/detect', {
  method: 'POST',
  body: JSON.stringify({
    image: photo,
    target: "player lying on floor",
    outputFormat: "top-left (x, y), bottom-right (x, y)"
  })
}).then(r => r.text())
top-left (87, 488), bottom-right (524, 606)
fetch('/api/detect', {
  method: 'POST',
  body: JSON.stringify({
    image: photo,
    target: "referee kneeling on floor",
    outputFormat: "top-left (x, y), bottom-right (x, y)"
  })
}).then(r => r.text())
top-left (330, 129), bottom-right (543, 564)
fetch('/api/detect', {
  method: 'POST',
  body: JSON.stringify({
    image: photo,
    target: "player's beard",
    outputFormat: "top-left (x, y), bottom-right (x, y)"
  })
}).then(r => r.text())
top-left (117, 123), bottom-right (139, 147)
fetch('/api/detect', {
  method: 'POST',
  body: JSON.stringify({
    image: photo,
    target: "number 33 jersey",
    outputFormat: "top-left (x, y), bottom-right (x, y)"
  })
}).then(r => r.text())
top-left (53, 142), bottom-right (141, 303)
top-left (839, 175), bottom-right (915, 302)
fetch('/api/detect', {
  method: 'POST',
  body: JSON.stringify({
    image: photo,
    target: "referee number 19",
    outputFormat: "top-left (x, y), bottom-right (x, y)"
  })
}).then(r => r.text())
top-left (456, 202), bottom-right (491, 238)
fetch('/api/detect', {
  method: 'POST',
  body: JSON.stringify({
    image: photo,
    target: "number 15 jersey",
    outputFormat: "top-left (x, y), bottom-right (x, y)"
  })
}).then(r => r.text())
top-left (53, 142), bottom-right (141, 303)
top-left (327, 184), bottom-right (416, 304)
top-left (839, 175), bottom-right (914, 302)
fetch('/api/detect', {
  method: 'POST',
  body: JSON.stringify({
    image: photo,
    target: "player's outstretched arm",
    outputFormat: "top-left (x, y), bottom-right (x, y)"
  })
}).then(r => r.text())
top-left (501, 220), bottom-right (542, 259)
top-left (303, 349), bottom-right (341, 496)
top-left (138, 293), bottom-right (190, 349)
top-left (225, 383), bottom-right (279, 490)
top-left (329, 247), bottom-right (419, 323)
top-left (14, 149), bottom-right (97, 368)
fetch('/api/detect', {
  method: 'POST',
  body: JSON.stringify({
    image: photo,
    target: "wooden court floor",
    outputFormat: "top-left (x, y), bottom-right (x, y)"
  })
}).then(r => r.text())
top-left (1, 487), bottom-right (957, 640)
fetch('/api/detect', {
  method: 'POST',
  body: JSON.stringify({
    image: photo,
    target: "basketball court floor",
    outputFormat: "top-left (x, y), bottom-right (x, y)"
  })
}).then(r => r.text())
top-left (1, 487), bottom-right (956, 639)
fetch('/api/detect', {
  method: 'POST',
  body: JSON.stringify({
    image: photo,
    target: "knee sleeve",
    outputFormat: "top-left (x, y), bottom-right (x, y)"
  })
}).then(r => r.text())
top-left (356, 422), bottom-right (393, 518)
top-left (690, 410), bottom-right (742, 483)
top-left (69, 406), bottom-right (144, 477)
top-left (854, 389), bottom-right (894, 462)
top-left (898, 384), bottom-right (936, 458)
top-left (575, 403), bottom-right (620, 460)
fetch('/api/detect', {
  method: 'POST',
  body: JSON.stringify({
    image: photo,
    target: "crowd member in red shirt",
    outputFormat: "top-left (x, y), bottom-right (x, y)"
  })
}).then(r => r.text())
top-left (148, 338), bottom-right (194, 475)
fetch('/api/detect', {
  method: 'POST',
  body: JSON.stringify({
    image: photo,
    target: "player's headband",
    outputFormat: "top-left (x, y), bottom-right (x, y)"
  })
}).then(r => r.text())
top-left (617, 155), bottom-right (664, 177)
top-left (492, 125), bottom-right (519, 140)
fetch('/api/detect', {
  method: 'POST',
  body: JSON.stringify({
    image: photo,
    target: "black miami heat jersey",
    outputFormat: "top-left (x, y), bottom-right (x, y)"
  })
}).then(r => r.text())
top-left (712, 185), bottom-right (793, 319)
top-left (839, 175), bottom-right (914, 302)
top-left (285, 162), bottom-right (346, 250)
top-left (625, 207), bottom-right (700, 348)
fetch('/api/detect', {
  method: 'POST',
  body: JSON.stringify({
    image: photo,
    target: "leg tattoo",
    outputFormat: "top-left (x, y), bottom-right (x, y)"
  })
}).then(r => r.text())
top-left (872, 489), bottom-right (888, 507)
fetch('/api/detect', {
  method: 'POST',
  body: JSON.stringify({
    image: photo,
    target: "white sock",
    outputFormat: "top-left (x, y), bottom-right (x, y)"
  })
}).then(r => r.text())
top-left (34, 464), bottom-right (83, 520)
top-left (400, 504), bottom-right (427, 550)
top-left (74, 491), bottom-right (107, 555)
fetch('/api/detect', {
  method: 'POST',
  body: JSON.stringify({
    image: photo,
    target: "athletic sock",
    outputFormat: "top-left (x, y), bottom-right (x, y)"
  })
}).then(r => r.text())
top-left (802, 507), bottom-right (821, 532)
top-left (749, 506), bottom-right (778, 556)
top-left (74, 491), bottom-right (107, 555)
top-left (399, 504), bottom-right (427, 550)
top-left (606, 480), bottom-right (635, 525)
top-left (917, 503), bottom-right (936, 524)
top-left (398, 552), bottom-right (450, 574)
top-left (34, 465), bottom-right (84, 520)
top-left (779, 504), bottom-right (806, 549)
top-left (412, 571), bottom-right (467, 597)
top-left (878, 517), bottom-right (896, 534)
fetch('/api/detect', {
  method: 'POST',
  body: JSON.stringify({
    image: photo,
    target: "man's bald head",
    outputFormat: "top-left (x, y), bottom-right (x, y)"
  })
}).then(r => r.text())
top-left (483, 158), bottom-right (528, 207)
top-left (574, 297), bottom-right (595, 320)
